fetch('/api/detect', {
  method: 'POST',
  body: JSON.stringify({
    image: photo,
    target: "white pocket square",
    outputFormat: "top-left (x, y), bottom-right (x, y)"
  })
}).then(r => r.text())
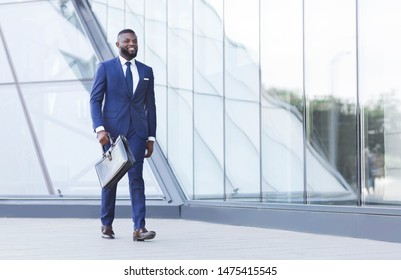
top-left (144, 78), bottom-right (149, 80)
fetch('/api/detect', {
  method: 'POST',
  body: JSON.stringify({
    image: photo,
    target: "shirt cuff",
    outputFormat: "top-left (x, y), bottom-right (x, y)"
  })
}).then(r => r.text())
top-left (148, 136), bottom-right (156, 142)
top-left (95, 126), bottom-right (105, 133)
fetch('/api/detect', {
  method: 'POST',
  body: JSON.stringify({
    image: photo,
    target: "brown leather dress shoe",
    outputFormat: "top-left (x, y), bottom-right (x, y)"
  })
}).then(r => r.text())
top-left (101, 225), bottom-right (115, 239)
top-left (133, 227), bottom-right (156, 241)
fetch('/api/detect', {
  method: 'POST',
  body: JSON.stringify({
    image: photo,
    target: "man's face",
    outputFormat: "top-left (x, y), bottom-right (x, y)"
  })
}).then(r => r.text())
top-left (116, 32), bottom-right (138, 60)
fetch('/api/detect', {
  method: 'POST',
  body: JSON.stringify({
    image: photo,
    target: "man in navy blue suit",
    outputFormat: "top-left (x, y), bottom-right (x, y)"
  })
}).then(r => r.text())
top-left (90, 29), bottom-right (157, 241)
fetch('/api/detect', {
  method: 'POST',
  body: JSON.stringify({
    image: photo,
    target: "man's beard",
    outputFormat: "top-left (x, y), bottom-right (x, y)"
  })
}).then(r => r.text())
top-left (121, 48), bottom-right (137, 60)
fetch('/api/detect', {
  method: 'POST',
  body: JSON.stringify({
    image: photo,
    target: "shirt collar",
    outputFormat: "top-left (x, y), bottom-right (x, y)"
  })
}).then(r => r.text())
top-left (118, 55), bottom-right (136, 67)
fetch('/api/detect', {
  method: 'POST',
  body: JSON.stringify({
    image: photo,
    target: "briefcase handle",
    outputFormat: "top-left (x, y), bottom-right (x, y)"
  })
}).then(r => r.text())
top-left (101, 134), bottom-right (115, 160)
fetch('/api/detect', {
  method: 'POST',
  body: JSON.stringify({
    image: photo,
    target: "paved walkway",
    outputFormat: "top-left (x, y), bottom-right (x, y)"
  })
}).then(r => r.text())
top-left (1, 217), bottom-right (401, 260)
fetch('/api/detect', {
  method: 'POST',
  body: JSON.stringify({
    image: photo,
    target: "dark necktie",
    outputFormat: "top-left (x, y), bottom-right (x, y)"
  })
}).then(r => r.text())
top-left (125, 61), bottom-right (133, 94)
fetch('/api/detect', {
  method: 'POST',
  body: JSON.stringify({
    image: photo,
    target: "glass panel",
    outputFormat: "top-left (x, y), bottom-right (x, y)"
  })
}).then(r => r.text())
top-left (304, 0), bottom-right (357, 205)
top-left (104, 1), bottom-right (125, 51)
top-left (143, 160), bottom-right (165, 198)
top-left (194, 35), bottom-right (224, 96)
top-left (261, 0), bottom-right (304, 203)
top-left (0, 85), bottom-right (48, 195)
top-left (21, 81), bottom-right (101, 196)
top-left (165, 0), bottom-right (193, 198)
top-left (225, 101), bottom-right (260, 200)
top-left (224, 0), bottom-right (260, 200)
top-left (0, 0), bottom-right (97, 82)
top-left (126, 0), bottom-right (144, 60)
top-left (359, 0), bottom-right (401, 206)
top-left (193, 0), bottom-right (224, 200)
top-left (194, 0), bottom-right (223, 96)
top-left (224, 0), bottom-right (259, 103)
top-left (167, 88), bottom-right (193, 198)
top-left (145, 0), bottom-right (167, 85)
top-left (168, 0), bottom-right (192, 90)
top-left (194, 94), bottom-right (224, 199)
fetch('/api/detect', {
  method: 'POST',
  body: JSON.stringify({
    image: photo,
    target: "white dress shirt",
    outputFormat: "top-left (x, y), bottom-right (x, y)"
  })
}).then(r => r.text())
top-left (119, 55), bottom-right (139, 94)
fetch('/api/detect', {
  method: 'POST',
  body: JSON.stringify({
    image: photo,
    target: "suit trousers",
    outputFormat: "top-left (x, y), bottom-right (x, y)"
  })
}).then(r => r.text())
top-left (100, 127), bottom-right (148, 230)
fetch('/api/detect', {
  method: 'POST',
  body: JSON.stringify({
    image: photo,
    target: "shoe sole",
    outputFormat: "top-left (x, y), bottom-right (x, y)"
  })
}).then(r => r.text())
top-left (102, 234), bottom-right (115, 239)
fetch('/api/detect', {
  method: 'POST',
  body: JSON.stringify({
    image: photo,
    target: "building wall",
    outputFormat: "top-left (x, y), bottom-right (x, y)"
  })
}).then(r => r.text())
top-left (91, 0), bottom-right (401, 207)
top-left (1, 0), bottom-right (401, 213)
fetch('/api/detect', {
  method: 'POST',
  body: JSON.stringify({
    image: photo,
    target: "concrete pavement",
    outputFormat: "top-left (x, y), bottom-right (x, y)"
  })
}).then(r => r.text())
top-left (1, 218), bottom-right (401, 260)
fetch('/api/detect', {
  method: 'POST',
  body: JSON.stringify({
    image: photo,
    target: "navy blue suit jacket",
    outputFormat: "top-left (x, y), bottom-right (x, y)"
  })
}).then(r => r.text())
top-left (90, 57), bottom-right (156, 140)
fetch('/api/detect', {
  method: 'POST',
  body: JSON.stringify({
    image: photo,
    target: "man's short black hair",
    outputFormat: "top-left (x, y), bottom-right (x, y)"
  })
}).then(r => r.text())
top-left (118, 29), bottom-right (136, 38)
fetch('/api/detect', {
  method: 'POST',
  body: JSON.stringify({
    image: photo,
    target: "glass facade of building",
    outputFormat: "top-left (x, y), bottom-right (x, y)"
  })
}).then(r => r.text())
top-left (2, 0), bottom-right (401, 211)
top-left (0, 0), bottom-right (163, 199)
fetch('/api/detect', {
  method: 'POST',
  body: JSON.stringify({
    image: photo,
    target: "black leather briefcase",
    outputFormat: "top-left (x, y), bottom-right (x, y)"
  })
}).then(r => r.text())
top-left (95, 135), bottom-right (135, 188)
